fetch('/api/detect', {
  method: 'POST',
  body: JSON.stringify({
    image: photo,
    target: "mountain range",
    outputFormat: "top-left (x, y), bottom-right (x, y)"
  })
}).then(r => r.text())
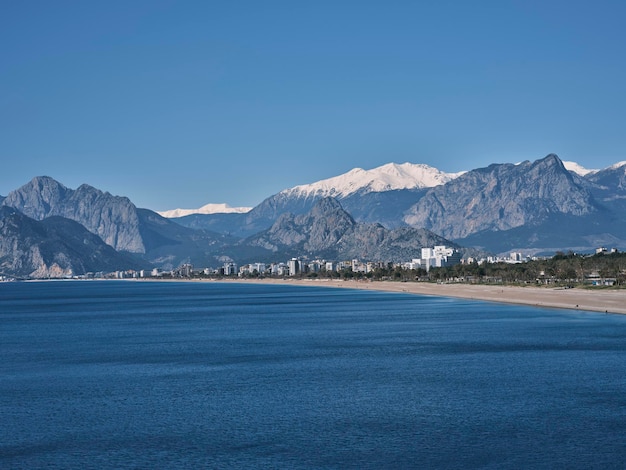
top-left (242, 197), bottom-right (460, 262)
top-left (0, 206), bottom-right (142, 278)
top-left (169, 154), bottom-right (626, 254)
top-left (1, 177), bottom-right (239, 275)
top-left (0, 177), bottom-right (458, 277)
top-left (169, 162), bottom-right (466, 237)
top-left (2, 153), bottom-right (626, 278)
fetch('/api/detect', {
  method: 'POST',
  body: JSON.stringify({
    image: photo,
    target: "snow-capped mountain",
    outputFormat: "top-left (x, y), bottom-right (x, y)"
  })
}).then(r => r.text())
top-left (607, 161), bottom-right (626, 171)
top-left (585, 161), bottom-right (626, 197)
top-left (164, 155), bottom-right (626, 255)
top-left (158, 203), bottom-right (252, 218)
top-left (563, 161), bottom-right (598, 176)
top-left (166, 161), bottom-right (465, 237)
top-left (280, 162), bottom-right (465, 199)
top-left (8, 154), bottom-right (626, 276)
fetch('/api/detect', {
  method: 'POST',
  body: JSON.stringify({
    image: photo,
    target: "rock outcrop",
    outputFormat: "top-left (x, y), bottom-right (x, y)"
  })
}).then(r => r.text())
top-left (2, 177), bottom-right (145, 253)
top-left (244, 197), bottom-right (458, 262)
top-left (0, 206), bottom-right (144, 278)
top-left (403, 154), bottom-right (598, 240)
top-left (1, 177), bottom-right (235, 269)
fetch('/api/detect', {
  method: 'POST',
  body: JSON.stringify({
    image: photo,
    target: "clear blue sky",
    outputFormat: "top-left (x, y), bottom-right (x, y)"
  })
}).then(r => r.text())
top-left (2, 0), bottom-right (625, 210)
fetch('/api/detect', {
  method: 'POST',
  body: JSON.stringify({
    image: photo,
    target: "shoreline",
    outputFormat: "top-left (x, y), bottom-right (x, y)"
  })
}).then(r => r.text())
top-left (231, 278), bottom-right (626, 315)
top-left (23, 277), bottom-right (625, 316)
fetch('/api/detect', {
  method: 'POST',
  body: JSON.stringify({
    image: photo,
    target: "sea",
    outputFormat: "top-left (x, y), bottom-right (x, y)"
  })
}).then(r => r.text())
top-left (1, 280), bottom-right (626, 469)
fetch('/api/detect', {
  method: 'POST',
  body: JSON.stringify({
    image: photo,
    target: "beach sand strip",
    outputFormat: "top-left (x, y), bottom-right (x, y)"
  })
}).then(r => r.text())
top-left (240, 278), bottom-right (626, 315)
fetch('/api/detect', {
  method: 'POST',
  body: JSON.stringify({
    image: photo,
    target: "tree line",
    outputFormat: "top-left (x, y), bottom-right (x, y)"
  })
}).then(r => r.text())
top-left (300, 251), bottom-right (626, 287)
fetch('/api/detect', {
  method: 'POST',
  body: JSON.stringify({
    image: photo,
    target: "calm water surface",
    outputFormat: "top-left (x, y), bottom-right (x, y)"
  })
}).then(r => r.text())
top-left (1, 280), bottom-right (626, 469)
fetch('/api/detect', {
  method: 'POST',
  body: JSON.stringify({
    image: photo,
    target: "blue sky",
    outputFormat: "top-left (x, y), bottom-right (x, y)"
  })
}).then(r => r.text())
top-left (2, 0), bottom-right (625, 210)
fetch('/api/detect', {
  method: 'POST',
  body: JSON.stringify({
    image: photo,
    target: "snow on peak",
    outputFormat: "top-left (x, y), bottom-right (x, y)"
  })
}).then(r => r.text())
top-left (158, 203), bottom-right (252, 218)
top-left (563, 161), bottom-right (598, 176)
top-left (608, 161), bottom-right (626, 171)
top-left (282, 162), bottom-right (465, 199)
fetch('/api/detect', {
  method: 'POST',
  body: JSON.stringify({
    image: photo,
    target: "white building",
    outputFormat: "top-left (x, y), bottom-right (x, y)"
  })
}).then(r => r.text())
top-left (418, 245), bottom-right (462, 272)
top-left (223, 262), bottom-right (237, 276)
top-left (352, 259), bottom-right (370, 273)
top-left (250, 262), bottom-right (266, 274)
top-left (406, 259), bottom-right (421, 270)
top-left (287, 258), bottom-right (301, 276)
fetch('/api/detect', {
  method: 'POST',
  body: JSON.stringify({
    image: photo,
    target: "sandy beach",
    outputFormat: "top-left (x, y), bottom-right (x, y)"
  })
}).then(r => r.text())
top-left (239, 278), bottom-right (626, 315)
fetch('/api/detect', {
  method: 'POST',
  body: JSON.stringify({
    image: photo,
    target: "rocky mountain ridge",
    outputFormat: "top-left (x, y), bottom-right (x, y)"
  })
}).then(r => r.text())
top-left (165, 162), bottom-right (462, 237)
top-left (0, 206), bottom-right (144, 278)
top-left (168, 160), bottom-right (622, 220)
top-left (1, 177), bottom-right (239, 271)
top-left (2, 177), bottom-right (145, 253)
top-left (3, 153), bottom-right (626, 278)
top-left (403, 154), bottom-right (597, 240)
top-left (170, 154), bottom-right (626, 254)
top-left (0, 182), bottom-right (462, 277)
top-left (244, 197), bottom-right (459, 262)
top-left (159, 162), bottom-right (463, 219)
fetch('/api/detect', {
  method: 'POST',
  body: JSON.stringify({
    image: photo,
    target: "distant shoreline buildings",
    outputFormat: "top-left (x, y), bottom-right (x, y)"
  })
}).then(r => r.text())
top-left (406, 246), bottom-right (462, 272)
top-left (11, 243), bottom-right (623, 285)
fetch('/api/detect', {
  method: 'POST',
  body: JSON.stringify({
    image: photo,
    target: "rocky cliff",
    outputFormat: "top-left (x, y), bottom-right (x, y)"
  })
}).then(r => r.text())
top-left (172, 154), bottom-right (626, 255)
top-left (1, 177), bottom-right (237, 269)
top-left (585, 162), bottom-right (626, 212)
top-left (403, 154), bottom-right (598, 240)
top-left (2, 177), bottom-right (145, 253)
top-left (244, 198), bottom-right (458, 262)
top-left (0, 206), bottom-right (145, 278)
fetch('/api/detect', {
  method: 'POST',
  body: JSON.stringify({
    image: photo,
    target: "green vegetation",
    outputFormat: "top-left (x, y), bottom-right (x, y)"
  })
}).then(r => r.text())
top-left (171, 251), bottom-right (626, 289)
top-left (305, 252), bottom-right (626, 287)
top-left (427, 251), bottom-right (626, 287)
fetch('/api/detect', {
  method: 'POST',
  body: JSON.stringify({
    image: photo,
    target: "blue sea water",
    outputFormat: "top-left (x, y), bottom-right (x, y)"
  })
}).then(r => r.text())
top-left (1, 281), bottom-right (626, 469)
